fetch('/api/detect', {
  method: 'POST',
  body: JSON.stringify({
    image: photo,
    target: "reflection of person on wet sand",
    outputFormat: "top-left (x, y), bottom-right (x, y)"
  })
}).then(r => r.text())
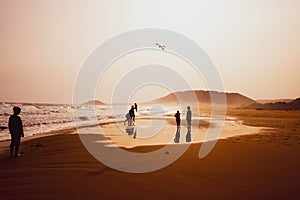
top-left (174, 110), bottom-right (180, 128)
top-left (8, 106), bottom-right (24, 157)
top-left (186, 127), bottom-right (191, 142)
top-left (174, 128), bottom-right (180, 143)
top-left (125, 126), bottom-right (137, 139)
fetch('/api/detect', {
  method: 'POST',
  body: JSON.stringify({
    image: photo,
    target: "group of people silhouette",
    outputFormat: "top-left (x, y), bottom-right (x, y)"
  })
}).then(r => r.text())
top-left (124, 103), bottom-right (138, 126)
top-left (174, 106), bottom-right (192, 128)
top-left (174, 106), bottom-right (192, 143)
top-left (7, 103), bottom-right (192, 157)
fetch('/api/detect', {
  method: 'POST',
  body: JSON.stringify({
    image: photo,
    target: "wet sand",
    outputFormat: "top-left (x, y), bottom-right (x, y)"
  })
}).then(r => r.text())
top-left (90, 117), bottom-right (264, 148)
top-left (0, 112), bottom-right (300, 199)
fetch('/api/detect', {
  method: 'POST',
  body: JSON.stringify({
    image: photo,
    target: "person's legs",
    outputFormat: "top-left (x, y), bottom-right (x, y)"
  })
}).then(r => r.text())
top-left (187, 120), bottom-right (191, 128)
top-left (14, 136), bottom-right (21, 157)
top-left (15, 145), bottom-right (19, 157)
top-left (10, 135), bottom-right (15, 157)
top-left (176, 120), bottom-right (180, 128)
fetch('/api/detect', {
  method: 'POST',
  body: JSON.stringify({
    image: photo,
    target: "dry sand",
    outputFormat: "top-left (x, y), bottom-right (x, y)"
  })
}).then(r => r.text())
top-left (0, 110), bottom-right (300, 200)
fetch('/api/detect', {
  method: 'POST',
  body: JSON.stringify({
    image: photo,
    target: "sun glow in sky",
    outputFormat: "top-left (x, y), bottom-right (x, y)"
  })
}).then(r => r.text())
top-left (0, 0), bottom-right (299, 104)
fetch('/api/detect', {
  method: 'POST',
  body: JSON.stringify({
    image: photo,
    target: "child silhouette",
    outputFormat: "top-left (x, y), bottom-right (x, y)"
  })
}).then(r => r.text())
top-left (8, 107), bottom-right (24, 157)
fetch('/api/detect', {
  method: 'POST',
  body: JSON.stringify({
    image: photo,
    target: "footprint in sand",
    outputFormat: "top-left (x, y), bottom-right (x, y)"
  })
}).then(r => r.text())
top-left (29, 143), bottom-right (45, 151)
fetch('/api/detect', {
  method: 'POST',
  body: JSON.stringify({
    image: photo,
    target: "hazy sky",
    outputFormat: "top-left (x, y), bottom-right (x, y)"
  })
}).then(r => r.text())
top-left (0, 0), bottom-right (299, 104)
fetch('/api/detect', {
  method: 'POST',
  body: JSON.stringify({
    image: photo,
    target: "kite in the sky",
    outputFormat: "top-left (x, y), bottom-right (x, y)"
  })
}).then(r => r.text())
top-left (155, 43), bottom-right (166, 50)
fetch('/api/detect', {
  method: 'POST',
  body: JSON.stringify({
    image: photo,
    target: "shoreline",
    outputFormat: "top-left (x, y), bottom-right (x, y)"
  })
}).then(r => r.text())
top-left (0, 115), bottom-right (265, 153)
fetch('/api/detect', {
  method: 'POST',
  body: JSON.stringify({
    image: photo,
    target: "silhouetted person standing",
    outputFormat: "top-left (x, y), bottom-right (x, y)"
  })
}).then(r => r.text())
top-left (174, 110), bottom-right (180, 128)
top-left (129, 106), bottom-right (135, 124)
top-left (8, 106), bottom-right (24, 157)
top-left (186, 106), bottom-right (192, 127)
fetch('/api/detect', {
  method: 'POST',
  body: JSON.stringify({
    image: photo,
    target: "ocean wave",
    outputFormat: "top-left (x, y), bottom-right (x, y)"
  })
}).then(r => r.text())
top-left (0, 103), bottom-right (176, 141)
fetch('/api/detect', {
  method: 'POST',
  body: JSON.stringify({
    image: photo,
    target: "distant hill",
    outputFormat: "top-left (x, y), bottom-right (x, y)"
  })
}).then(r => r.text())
top-left (245, 98), bottom-right (300, 110)
top-left (83, 100), bottom-right (106, 105)
top-left (148, 90), bottom-right (256, 108)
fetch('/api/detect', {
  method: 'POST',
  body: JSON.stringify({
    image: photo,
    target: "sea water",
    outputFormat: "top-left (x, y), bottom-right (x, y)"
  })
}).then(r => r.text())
top-left (0, 102), bottom-right (263, 147)
top-left (0, 102), bottom-right (179, 141)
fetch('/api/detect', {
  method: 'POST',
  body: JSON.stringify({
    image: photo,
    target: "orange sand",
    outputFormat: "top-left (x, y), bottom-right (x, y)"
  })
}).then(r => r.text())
top-left (0, 117), bottom-right (300, 199)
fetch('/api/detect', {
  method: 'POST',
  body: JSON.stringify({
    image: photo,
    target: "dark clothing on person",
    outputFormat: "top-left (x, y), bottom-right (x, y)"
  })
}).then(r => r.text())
top-left (9, 115), bottom-right (24, 136)
top-left (10, 134), bottom-right (21, 155)
top-left (9, 114), bottom-right (24, 157)
top-left (186, 110), bottom-right (192, 126)
top-left (130, 106), bottom-right (135, 122)
top-left (134, 103), bottom-right (138, 112)
top-left (174, 112), bottom-right (180, 127)
top-left (129, 109), bottom-right (133, 118)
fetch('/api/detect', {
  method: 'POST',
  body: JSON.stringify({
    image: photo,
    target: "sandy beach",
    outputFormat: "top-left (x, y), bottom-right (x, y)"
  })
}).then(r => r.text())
top-left (1, 1), bottom-right (299, 199)
top-left (0, 109), bottom-right (300, 199)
